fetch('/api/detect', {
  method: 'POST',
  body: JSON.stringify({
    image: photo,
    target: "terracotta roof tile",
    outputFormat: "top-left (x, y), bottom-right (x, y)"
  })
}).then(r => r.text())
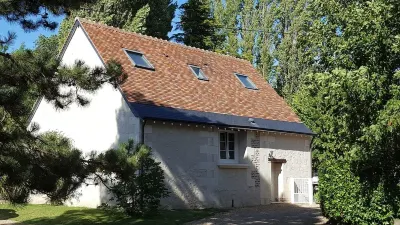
top-left (78, 18), bottom-right (301, 123)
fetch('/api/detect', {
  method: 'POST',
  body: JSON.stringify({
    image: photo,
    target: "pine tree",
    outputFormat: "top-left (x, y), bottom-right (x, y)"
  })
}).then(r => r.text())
top-left (173, 0), bottom-right (223, 51)
top-left (0, 0), bottom-right (126, 204)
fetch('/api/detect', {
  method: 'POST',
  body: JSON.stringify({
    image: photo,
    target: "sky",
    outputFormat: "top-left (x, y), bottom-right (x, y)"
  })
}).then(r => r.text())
top-left (0, 0), bottom-right (186, 52)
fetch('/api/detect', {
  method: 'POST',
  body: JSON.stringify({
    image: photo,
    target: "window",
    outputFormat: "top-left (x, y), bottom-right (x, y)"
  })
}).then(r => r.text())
top-left (124, 49), bottom-right (154, 70)
top-left (189, 65), bottom-right (208, 80)
top-left (235, 73), bottom-right (257, 89)
top-left (220, 132), bottom-right (236, 162)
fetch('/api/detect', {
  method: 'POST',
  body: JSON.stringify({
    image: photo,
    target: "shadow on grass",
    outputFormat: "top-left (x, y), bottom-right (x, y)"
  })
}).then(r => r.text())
top-left (0, 209), bottom-right (18, 220)
top-left (20, 208), bottom-right (222, 225)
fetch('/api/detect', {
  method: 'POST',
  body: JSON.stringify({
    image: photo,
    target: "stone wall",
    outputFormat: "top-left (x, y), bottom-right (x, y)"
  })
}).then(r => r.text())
top-left (144, 122), bottom-right (312, 208)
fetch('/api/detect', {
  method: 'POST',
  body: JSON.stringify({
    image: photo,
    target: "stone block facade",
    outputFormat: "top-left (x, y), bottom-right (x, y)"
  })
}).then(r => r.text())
top-left (144, 122), bottom-right (312, 208)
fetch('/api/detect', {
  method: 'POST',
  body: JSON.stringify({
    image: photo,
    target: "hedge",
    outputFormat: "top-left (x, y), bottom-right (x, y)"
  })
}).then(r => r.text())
top-left (319, 159), bottom-right (394, 225)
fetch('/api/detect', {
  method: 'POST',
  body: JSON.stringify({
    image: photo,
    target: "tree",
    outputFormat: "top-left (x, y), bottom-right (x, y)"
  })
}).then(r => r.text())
top-left (0, 0), bottom-right (126, 204)
top-left (292, 68), bottom-right (400, 223)
top-left (173, 0), bottom-right (223, 51)
top-left (239, 0), bottom-right (258, 63)
top-left (212, 0), bottom-right (241, 57)
top-left (291, 0), bottom-right (400, 222)
top-left (97, 140), bottom-right (169, 216)
top-left (58, 0), bottom-right (177, 48)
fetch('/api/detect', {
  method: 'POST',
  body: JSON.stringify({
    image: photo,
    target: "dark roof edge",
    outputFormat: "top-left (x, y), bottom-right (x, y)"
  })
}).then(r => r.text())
top-left (144, 116), bottom-right (315, 136)
top-left (130, 103), bottom-right (315, 136)
top-left (26, 96), bottom-right (43, 126)
top-left (58, 19), bottom-right (80, 60)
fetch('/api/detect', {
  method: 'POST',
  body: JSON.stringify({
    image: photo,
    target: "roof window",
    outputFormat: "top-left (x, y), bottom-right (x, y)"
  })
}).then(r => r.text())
top-left (189, 65), bottom-right (208, 80)
top-left (235, 73), bottom-right (257, 90)
top-left (124, 49), bottom-right (154, 70)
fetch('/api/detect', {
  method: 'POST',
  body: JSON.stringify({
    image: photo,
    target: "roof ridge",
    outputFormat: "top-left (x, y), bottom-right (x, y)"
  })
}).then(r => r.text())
top-left (76, 17), bottom-right (250, 64)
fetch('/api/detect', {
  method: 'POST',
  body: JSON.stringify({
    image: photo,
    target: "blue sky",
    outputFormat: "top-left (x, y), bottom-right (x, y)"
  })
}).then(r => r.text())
top-left (0, 0), bottom-right (186, 51)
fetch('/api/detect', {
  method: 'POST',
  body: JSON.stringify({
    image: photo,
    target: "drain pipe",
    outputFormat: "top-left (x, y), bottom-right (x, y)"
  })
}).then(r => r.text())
top-left (141, 119), bottom-right (147, 144)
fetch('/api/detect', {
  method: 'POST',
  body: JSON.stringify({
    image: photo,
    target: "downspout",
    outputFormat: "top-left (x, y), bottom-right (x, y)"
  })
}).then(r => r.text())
top-left (141, 119), bottom-right (147, 145)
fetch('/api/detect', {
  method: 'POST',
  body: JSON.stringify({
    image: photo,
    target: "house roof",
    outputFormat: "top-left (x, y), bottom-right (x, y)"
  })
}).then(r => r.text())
top-left (73, 18), bottom-right (314, 135)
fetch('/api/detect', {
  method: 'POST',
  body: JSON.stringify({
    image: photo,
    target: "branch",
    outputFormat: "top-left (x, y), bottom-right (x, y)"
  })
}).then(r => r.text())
top-left (0, 52), bottom-right (14, 62)
top-left (0, 110), bottom-right (6, 123)
top-left (93, 173), bottom-right (113, 191)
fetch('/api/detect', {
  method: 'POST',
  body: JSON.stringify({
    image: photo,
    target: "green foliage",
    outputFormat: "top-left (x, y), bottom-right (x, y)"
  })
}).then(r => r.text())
top-left (292, 68), bottom-right (387, 167)
top-left (0, 1), bottom-right (127, 206)
top-left (0, 131), bottom-right (93, 205)
top-left (289, 0), bottom-right (400, 223)
top-left (293, 68), bottom-right (400, 223)
top-left (0, 0), bottom-right (94, 31)
top-left (174, 0), bottom-right (223, 51)
top-left (58, 0), bottom-right (177, 48)
top-left (209, 0), bottom-right (312, 96)
top-left (212, 0), bottom-right (241, 57)
top-left (97, 140), bottom-right (169, 216)
top-left (319, 159), bottom-right (394, 225)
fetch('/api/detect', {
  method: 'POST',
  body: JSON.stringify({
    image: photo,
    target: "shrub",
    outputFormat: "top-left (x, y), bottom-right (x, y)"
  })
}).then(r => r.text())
top-left (98, 140), bottom-right (169, 216)
top-left (319, 159), bottom-right (394, 225)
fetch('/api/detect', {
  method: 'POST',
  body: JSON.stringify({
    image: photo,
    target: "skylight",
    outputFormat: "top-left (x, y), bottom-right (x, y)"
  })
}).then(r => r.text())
top-left (189, 65), bottom-right (208, 80)
top-left (124, 49), bottom-right (154, 70)
top-left (235, 73), bottom-right (257, 90)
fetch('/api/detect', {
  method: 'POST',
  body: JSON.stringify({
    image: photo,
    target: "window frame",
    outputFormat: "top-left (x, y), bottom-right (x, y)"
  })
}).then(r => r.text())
top-left (123, 49), bottom-right (155, 70)
top-left (188, 64), bottom-right (209, 81)
top-left (219, 131), bottom-right (238, 164)
top-left (234, 73), bottom-right (258, 90)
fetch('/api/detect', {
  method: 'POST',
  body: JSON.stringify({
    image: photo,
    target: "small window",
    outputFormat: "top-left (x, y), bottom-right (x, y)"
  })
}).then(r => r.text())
top-left (124, 49), bottom-right (154, 70)
top-left (220, 132), bottom-right (236, 162)
top-left (189, 65), bottom-right (208, 80)
top-left (235, 73), bottom-right (257, 89)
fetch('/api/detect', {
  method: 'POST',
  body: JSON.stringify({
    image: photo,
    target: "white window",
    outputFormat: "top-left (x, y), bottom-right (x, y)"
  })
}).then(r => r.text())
top-left (235, 73), bottom-right (257, 89)
top-left (124, 49), bottom-right (154, 70)
top-left (219, 132), bottom-right (237, 163)
top-left (189, 65), bottom-right (208, 80)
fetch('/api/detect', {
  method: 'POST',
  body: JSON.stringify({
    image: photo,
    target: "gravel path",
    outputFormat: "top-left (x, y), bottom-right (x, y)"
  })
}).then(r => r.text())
top-left (187, 203), bottom-right (328, 225)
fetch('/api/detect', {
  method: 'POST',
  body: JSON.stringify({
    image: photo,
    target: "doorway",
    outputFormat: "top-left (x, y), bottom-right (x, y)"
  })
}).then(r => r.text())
top-left (271, 162), bottom-right (284, 202)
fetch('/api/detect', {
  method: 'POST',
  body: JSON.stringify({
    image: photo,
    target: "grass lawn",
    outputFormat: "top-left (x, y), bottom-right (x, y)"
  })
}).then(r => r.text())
top-left (0, 204), bottom-right (223, 225)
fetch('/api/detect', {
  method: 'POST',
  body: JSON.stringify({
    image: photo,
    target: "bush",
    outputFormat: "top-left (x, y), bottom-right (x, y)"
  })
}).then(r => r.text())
top-left (98, 140), bottom-right (169, 216)
top-left (319, 159), bottom-right (394, 225)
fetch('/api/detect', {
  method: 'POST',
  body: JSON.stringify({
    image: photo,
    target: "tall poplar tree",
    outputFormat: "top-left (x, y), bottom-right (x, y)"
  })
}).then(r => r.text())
top-left (254, 0), bottom-right (310, 98)
top-left (239, 0), bottom-right (258, 63)
top-left (212, 0), bottom-right (241, 57)
top-left (210, 0), bottom-right (310, 98)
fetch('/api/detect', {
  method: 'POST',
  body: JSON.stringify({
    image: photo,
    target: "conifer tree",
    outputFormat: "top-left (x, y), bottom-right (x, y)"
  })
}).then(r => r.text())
top-left (173, 0), bottom-right (223, 51)
top-left (0, 0), bottom-right (126, 204)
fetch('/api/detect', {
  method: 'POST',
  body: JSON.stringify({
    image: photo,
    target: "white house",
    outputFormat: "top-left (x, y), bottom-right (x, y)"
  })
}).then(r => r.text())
top-left (29, 18), bottom-right (314, 208)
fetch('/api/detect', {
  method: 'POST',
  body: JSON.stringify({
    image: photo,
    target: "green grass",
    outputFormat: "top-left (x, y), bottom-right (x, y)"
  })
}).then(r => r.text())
top-left (0, 204), bottom-right (222, 225)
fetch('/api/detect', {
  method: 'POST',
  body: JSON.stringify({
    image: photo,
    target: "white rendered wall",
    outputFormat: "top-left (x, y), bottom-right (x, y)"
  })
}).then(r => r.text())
top-left (28, 25), bottom-right (141, 208)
